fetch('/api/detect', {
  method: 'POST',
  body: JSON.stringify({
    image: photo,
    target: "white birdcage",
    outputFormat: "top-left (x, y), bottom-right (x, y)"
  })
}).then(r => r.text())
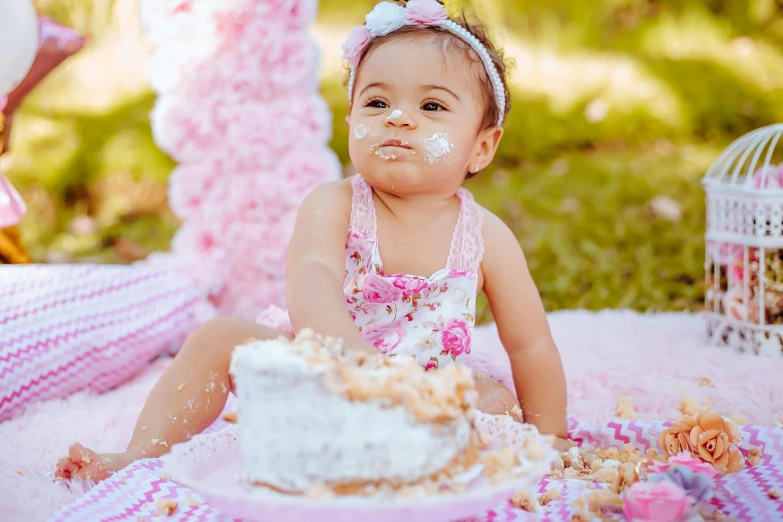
top-left (703, 123), bottom-right (783, 358)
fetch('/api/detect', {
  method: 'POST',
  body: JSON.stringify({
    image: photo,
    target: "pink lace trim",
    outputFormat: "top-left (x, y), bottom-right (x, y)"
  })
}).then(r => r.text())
top-left (446, 189), bottom-right (484, 273)
top-left (349, 174), bottom-right (376, 237)
top-left (350, 175), bottom-right (484, 273)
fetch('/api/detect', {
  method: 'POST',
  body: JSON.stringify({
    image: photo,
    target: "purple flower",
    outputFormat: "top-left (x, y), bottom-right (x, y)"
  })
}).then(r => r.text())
top-left (647, 466), bottom-right (714, 503)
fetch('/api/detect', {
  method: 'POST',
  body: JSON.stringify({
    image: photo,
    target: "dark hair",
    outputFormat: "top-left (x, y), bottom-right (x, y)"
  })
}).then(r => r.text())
top-left (347, 0), bottom-right (511, 131)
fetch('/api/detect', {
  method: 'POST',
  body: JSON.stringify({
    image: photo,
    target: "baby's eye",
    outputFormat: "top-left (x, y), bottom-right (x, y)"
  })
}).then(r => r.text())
top-left (422, 102), bottom-right (445, 111)
top-left (366, 99), bottom-right (388, 109)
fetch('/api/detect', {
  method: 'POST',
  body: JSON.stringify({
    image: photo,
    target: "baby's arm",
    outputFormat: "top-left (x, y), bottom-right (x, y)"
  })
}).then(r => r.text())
top-left (481, 211), bottom-right (568, 439)
top-left (286, 180), bottom-right (375, 354)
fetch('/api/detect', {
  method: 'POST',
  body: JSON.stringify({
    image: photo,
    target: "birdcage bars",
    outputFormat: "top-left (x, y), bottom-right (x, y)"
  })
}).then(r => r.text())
top-left (702, 123), bottom-right (783, 358)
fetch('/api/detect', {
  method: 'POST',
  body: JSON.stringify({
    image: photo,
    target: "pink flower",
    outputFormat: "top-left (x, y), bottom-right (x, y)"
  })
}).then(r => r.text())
top-left (650, 452), bottom-right (720, 480)
top-left (403, 0), bottom-right (448, 26)
top-left (425, 357), bottom-right (438, 370)
top-left (341, 25), bottom-right (372, 67)
top-left (363, 323), bottom-right (406, 354)
top-left (751, 164), bottom-right (783, 189)
top-left (363, 276), bottom-right (402, 304)
top-left (442, 319), bottom-right (471, 356)
top-left (392, 276), bottom-right (429, 297)
top-left (623, 480), bottom-right (692, 522)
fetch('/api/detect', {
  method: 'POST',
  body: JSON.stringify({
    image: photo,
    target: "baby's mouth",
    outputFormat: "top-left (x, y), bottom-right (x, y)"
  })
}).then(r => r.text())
top-left (380, 139), bottom-right (412, 150)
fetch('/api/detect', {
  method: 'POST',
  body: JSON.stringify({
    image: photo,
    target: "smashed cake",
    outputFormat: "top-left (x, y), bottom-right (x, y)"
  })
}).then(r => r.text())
top-left (229, 329), bottom-right (482, 494)
top-left (229, 329), bottom-right (558, 498)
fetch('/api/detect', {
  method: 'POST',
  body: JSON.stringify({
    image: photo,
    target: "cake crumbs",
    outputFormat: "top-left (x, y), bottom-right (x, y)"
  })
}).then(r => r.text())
top-left (510, 404), bottom-right (523, 422)
top-left (177, 383), bottom-right (187, 391)
top-left (679, 397), bottom-right (709, 416)
top-left (81, 453), bottom-right (91, 464)
top-left (768, 489), bottom-right (781, 499)
top-left (510, 490), bottom-right (540, 512)
top-left (141, 426), bottom-right (148, 431)
top-left (185, 497), bottom-right (200, 506)
top-left (222, 411), bottom-right (238, 423)
top-left (773, 418), bottom-right (783, 429)
top-left (538, 486), bottom-right (562, 506)
top-left (729, 412), bottom-right (748, 425)
top-left (748, 447), bottom-right (763, 466)
top-left (14, 469), bottom-right (22, 476)
top-left (158, 473), bottom-right (171, 481)
top-left (615, 396), bottom-right (635, 419)
top-left (155, 498), bottom-right (177, 516)
top-left (697, 377), bottom-right (714, 387)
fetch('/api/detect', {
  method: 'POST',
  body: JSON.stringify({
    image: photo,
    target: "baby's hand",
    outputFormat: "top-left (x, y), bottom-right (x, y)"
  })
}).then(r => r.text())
top-left (54, 443), bottom-right (132, 483)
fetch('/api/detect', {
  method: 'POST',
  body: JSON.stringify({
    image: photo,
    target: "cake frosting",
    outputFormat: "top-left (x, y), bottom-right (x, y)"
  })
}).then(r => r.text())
top-left (229, 329), bottom-right (479, 494)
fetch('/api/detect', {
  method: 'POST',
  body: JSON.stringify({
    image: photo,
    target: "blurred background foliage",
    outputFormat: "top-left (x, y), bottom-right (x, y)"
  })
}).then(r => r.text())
top-left (5, 0), bottom-right (783, 319)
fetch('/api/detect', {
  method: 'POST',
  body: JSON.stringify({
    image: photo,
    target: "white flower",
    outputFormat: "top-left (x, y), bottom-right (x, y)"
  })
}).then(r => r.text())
top-left (448, 287), bottom-right (468, 305)
top-left (416, 334), bottom-right (439, 353)
top-left (365, 2), bottom-right (405, 37)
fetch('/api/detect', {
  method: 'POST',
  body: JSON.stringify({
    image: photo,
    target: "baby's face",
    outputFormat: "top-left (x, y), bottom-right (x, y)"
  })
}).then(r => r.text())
top-left (348, 34), bottom-right (490, 196)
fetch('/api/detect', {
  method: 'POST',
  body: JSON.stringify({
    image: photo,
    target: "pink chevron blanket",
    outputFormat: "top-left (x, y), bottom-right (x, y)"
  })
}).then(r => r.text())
top-left (44, 415), bottom-right (783, 522)
top-left (2, 311), bottom-right (782, 521)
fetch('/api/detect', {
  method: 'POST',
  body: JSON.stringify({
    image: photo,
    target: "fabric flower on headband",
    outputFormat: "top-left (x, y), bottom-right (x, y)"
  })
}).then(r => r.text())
top-left (404, 0), bottom-right (449, 26)
top-left (342, 26), bottom-right (372, 67)
top-left (365, 1), bottom-right (405, 36)
top-left (341, 0), bottom-right (449, 66)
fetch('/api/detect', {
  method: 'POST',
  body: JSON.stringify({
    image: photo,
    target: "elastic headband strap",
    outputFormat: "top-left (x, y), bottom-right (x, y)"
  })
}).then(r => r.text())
top-left (342, 0), bottom-right (505, 127)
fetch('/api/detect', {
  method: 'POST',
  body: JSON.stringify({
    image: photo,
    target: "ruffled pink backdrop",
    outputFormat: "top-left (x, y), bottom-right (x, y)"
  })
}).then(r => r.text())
top-left (140, 0), bottom-right (341, 320)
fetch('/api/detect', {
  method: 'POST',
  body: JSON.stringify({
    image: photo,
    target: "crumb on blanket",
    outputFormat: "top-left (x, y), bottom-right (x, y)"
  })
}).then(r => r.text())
top-left (222, 411), bottom-right (237, 423)
top-left (510, 490), bottom-right (540, 512)
top-left (615, 396), bottom-right (635, 419)
top-left (768, 489), bottom-right (781, 499)
top-left (155, 498), bottom-right (177, 516)
top-left (538, 486), bottom-right (562, 506)
top-left (679, 397), bottom-right (709, 416)
top-left (748, 447), bottom-right (763, 467)
top-left (697, 377), bottom-right (714, 387)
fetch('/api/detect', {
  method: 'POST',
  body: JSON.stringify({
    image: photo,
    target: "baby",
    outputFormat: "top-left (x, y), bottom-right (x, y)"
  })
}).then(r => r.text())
top-left (56, 0), bottom-right (570, 482)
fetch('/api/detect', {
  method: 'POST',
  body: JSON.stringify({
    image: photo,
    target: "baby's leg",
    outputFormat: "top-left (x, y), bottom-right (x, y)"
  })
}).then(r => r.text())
top-left (474, 376), bottom-right (520, 419)
top-left (55, 316), bottom-right (288, 482)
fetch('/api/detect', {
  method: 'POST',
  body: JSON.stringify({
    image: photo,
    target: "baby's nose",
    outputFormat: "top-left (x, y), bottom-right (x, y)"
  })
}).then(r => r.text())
top-left (384, 109), bottom-right (417, 128)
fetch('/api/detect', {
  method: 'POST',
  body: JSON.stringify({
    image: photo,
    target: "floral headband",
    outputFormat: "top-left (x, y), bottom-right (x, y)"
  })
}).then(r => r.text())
top-left (341, 0), bottom-right (506, 128)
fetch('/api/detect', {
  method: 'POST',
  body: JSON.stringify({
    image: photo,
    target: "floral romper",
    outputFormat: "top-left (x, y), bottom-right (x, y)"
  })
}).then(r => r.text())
top-left (258, 173), bottom-right (493, 376)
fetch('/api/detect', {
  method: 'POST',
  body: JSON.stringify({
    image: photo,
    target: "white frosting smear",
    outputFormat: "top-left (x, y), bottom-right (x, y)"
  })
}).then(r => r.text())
top-left (421, 132), bottom-right (454, 165)
top-left (386, 109), bottom-right (403, 121)
top-left (354, 124), bottom-right (370, 140)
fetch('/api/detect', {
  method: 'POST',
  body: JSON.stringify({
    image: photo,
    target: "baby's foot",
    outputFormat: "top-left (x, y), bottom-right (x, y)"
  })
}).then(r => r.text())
top-left (54, 443), bottom-right (133, 483)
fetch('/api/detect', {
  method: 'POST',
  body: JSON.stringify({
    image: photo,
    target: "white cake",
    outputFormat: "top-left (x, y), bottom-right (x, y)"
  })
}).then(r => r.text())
top-left (229, 329), bottom-right (479, 494)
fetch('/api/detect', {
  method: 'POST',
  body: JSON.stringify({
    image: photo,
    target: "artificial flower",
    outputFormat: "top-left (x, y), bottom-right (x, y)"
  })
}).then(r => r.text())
top-left (622, 480), bottom-right (692, 522)
top-left (690, 412), bottom-right (744, 474)
top-left (658, 416), bottom-right (699, 457)
top-left (341, 25), bottom-right (371, 67)
top-left (647, 466), bottom-right (713, 503)
top-left (364, 1), bottom-right (405, 37)
top-left (402, 0), bottom-right (448, 26)
top-left (751, 163), bottom-right (783, 189)
top-left (650, 452), bottom-right (719, 480)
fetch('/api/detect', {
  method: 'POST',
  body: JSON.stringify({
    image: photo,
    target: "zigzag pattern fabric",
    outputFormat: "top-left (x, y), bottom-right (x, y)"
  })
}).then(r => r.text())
top-left (48, 414), bottom-right (783, 521)
top-left (0, 265), bottom-right (205, 421)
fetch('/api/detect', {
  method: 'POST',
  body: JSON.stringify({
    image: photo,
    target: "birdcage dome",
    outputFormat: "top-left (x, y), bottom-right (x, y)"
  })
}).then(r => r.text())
top-left (703, 123), bottom-right (783, 249)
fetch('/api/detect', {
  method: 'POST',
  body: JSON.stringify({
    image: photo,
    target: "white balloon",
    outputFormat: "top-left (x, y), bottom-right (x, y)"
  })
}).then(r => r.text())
top-left (0, 0), bottom-right (39, 97)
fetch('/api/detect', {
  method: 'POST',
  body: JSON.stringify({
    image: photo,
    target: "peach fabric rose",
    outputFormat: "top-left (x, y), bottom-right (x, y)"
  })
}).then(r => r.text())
top-left (658, 412), bottom-right (745, 474)
top-left (689, 412), bottom-right (744, 474)
top-left (658, 416), bottom-right (698, 457)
